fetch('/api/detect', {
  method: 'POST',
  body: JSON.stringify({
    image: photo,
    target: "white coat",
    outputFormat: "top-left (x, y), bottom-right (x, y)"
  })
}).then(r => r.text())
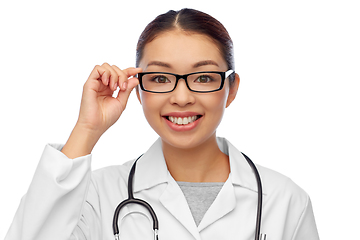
top-left (5, 137), bottom-right (319, 240)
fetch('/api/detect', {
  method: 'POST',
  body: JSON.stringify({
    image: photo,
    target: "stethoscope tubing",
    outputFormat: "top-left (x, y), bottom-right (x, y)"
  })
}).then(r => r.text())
top-left (112, 153), bottom-right (265, 240)
top-left (241, 152), bottom-right (264, 240)
top-left (112, 156), bottom-right (159, 235)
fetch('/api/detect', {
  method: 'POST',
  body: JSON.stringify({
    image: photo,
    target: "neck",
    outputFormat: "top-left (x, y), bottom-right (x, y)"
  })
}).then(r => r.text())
top-left (162, 135), bottom-right (230, 182)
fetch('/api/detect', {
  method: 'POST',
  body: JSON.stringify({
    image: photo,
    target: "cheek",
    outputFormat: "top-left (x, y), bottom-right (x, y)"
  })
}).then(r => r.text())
top-left (202, 90), bottom-right (229, 124)
top-left (206, 89), bottom-right (228, 111)
top-left (139, 92), bottom-right (164, 127)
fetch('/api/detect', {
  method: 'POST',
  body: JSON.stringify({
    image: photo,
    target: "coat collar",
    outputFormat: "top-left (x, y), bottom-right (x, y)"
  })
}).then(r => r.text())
top-left (217, 137), bottom-right (267, 194)
top-left (133, 137), bottom-right (266, 195)
top-left (132, 138), bottom-right (168, 193)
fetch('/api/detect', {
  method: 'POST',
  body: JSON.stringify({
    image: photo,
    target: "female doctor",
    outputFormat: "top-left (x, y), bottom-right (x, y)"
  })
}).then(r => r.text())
top-left (6, 8), bottom-right (319, 240)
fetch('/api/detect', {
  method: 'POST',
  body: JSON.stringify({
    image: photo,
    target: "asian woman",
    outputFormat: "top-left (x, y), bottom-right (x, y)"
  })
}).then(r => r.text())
top-left (5, 8), bottom-right (319, 240)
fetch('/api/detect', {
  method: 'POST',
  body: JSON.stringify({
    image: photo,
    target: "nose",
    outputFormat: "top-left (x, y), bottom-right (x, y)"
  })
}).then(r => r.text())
top-left (169, 78), bottom-right (195, 106)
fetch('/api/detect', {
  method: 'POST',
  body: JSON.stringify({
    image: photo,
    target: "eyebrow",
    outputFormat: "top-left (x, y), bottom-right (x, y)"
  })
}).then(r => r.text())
top-left (146, 60), bottom-right (219, 69)
top-left (192, 60), bottom-right (219, 68)
top-left (147, 61), bottom-right (172, 68)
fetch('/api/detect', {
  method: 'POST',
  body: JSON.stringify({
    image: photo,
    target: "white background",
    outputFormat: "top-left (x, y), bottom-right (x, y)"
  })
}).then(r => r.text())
top-left (1, 0), bottom-right (359, 239)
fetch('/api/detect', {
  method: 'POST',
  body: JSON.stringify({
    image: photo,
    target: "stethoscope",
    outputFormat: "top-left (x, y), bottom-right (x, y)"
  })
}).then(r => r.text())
top-left (113, 153), bottom-right (267, 240)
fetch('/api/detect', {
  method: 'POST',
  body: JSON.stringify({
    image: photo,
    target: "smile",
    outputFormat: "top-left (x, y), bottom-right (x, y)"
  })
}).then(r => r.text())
top-left (167, 116), bottom-right (200, 125)
top-left (163, 112), bottom-right (203, 131)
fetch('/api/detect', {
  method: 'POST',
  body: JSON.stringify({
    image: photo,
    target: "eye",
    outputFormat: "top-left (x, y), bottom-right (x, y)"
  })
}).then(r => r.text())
top-left (195, 75), bottom-right (213, 83)
top-left (151, 75), bottom-right (170, 83)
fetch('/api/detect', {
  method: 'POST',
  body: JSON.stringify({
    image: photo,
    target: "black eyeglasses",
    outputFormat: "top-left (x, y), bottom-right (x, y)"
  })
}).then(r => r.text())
top-left (137, 70), bottom-right (234, 93)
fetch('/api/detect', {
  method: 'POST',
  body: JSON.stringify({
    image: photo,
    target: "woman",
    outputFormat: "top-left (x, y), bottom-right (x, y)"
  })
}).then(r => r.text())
top-left (6, 8), bottom-right (319, 240)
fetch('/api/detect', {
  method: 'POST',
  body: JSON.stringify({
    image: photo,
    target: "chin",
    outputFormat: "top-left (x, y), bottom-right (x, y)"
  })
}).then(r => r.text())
top-left (160, 131), bottom-right (217, 151)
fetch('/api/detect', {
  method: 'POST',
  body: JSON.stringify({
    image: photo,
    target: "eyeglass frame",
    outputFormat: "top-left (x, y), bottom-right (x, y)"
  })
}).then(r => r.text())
top-left (137, 69), bottom-right (234, 93)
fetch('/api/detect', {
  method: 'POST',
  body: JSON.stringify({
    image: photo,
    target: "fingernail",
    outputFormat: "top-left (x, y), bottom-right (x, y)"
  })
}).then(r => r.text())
top-left (122, 82), bottom-right (127, 90)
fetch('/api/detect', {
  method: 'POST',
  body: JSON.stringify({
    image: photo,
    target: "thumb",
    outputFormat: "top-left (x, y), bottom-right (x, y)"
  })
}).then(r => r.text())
top-left (115, 77), bottom-right (139, 106)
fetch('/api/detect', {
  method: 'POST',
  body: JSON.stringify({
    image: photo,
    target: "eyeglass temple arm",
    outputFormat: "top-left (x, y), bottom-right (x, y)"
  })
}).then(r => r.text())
top-left (225, 69), bottom-right (234, 78)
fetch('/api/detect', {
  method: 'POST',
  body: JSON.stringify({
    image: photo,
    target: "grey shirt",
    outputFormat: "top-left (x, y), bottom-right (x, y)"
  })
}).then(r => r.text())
top-left (177, 181), bottom-right (224, 226)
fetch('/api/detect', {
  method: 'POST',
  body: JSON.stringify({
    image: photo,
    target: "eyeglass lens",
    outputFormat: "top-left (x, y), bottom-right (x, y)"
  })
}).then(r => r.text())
top-left (141, 72), bottom-right (223, 92)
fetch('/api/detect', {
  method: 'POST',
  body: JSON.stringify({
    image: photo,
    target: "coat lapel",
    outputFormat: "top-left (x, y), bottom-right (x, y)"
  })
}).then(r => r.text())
top-left (159, 174), bottom-right (201, 240)
top-left (132, 138), bottom-right (201, 239)
top-left (198, 138), bottom-right (266, 231)
top-left (197, 175), bottom-right (236, 231)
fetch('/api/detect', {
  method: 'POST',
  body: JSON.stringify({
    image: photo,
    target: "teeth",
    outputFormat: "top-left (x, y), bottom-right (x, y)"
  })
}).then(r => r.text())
top-left (168, 116), bottom-right (199, 125)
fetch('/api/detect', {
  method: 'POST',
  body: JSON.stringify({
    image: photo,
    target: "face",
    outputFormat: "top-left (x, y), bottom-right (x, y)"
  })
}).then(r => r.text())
top-left (137, 30), bottom-right (239, 150)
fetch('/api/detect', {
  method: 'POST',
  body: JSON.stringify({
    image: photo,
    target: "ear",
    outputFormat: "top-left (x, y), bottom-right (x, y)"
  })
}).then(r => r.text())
top-left (136, 86), bottom-right (142, 105)
top-left (226, 73), bottom-right (240, 108)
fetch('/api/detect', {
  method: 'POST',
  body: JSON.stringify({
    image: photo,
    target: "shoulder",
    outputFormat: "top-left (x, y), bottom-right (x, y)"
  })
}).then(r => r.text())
top-left (82, 159), bottom-right (137, 214)
top-left (89, 159), bottom-right (136, 190)
top-left (256, 164), bottom-right (309, 208)
top-left (254, 165), bottom-right (318, 237)
top-left (223, 137), bottom-right (308, 205)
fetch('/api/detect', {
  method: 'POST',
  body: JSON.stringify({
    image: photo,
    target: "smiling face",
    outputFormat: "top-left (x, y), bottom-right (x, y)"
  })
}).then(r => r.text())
top-left (137, 30), bottom-right (239, 150)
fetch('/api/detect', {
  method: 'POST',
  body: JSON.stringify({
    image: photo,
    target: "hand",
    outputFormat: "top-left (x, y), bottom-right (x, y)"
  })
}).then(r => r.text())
top-left (77, 63), bottom-right (142, 136)
top-left (61, 63), bottom-right (142, 158)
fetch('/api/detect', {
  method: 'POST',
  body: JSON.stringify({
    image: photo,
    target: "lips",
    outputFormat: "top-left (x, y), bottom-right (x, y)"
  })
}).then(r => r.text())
top-left (167, 115), bottom-right (200, 125)
top-left (162, 112), bottom-right (203, 130)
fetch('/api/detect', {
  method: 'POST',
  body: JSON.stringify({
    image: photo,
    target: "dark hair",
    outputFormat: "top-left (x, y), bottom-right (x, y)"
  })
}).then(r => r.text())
top-left (136, 8), bottom-right (235, 84)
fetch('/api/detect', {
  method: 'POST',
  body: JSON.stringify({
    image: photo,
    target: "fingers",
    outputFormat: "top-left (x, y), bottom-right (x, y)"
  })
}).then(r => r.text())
top-left (115, 77), bottom-right (139, 105)
top-left (99, 63), bottom-right (120, 91)
top-left (86, 63), bottom-right (142, 93)
top-left (111, 65), bottom-right (142, 92)
top-left (112, 66), bottom-right (141, 105)
top-left (86, 63), bottom-right (115, 92)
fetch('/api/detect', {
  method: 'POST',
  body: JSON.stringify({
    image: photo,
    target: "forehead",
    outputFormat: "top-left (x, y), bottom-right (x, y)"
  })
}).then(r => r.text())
top-left (139, 30), bottom-right (227, 71)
